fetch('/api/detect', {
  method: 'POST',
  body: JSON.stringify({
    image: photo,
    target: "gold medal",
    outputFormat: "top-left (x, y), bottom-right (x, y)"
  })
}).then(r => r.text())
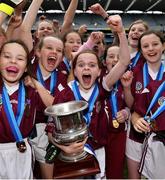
top-left (16, 141), bottom-right (27, 153)
top-left (112, 119), bottom-right (119, 128)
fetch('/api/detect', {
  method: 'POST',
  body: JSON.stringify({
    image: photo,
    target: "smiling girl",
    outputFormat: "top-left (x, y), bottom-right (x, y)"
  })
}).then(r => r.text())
top-left (102, 44), bottom-right (130, 179)
top-left (46, 14), bottom-right (130, 178)
top-left (0, 40), bottom-right (52, 179)
top-left (29, 35), bottom-right (68, 179)
top-left (122, 30), bottom-right (165, 179)
top-left (130, 31), bottom-right (165, 179)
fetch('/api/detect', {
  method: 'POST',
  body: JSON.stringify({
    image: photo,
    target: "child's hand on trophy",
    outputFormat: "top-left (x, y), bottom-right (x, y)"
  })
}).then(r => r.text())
top-left (53, 136), bottom-right (88, 155)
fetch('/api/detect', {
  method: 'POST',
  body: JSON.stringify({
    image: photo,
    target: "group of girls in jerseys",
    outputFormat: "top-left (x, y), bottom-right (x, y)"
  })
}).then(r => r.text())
top-left (0, 0), bottom-right (165, 180)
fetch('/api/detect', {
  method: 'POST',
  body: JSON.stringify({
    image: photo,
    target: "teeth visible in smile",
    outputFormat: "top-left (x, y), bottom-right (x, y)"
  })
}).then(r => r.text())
top-left (148, 53), bottom-right (156, 56)
top-left (83, 74), bottom-right (90, 76)
top-left (48, 56), bottom-right (56, 60)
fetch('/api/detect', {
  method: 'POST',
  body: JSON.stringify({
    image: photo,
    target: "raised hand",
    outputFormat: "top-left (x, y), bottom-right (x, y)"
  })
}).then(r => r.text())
top-left (107, 15), bottom-right (124, 34)
top-left (78, 24), bottom-right (87, 35)
top-left (89, 3), bottom-right (108, 19)
top-left (8, 14), bottom-right (22, 29)
top-left (89, 31), bottom-right (104, 44)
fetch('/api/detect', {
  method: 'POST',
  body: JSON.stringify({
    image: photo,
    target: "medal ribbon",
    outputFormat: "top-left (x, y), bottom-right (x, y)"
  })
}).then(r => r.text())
top-left (2, 81), bottom-right (25, 142)
top-left (129, 52), bottom-right (141, 70)
top-left (63, 57), bottom-right (71, 73)
top-left (72, 80), bottom-right (99, 126)
top-left (84, 143), bottom-right (96, 157)
top-left (143, 62), bottom-right (164, 88)
top-left (144, 81), bottom-right (165, 122)
top-left (72, 81), bottom-right (99, 155)
top-left (109, 81), bottom-right (119, 120)
top-left (37, 65), bottom-right (57, 94)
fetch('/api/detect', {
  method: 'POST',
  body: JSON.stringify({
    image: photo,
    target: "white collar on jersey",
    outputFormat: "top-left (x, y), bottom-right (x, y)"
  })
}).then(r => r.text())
top-left (69, 80), bottom-right (95, 101)
top-left (4, 82), bottom-right (19, 96)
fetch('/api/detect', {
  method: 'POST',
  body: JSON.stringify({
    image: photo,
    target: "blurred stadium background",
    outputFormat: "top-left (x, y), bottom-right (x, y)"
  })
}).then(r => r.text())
top-left (23, 0), bottom-right (165, 43)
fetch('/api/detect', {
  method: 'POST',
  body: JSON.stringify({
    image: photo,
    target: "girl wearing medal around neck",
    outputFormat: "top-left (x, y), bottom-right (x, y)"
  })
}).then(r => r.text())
top-left (120, 19), bottom-right (149, 180)
top-left (121, 30), bottom-right (165, 179)
top-left (88, 8), bottom-right (148, 178)
top-left (28, 35), bottom-right (69, 179)
top-left (29, 34), bottom-right (98, 179)
top-left (46, 14), bottom-right (130, 179)
top-left (131, 79), bottom-right (165, 179)
top-left (102, 44), bottom-right (130, 179)
top-left (31, 33), bottom-right (104, 179)
top-left (130, 30), bottom-right (165, 179)
top-left (0, 39), bottom-right (55, 179)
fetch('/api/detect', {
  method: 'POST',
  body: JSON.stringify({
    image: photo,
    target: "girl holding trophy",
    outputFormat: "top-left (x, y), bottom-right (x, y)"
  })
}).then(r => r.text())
top-left (46, 14), bottom-right (130, 178)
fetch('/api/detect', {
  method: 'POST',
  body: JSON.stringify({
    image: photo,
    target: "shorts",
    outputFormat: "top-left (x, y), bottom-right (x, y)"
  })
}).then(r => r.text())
top-left (125, 136), bottom-right (143, 162)
top-left (29, 123), bottom-right (49, 163)
top-left (139, 132), bottom-right (165, 179)
top-left (0, 139), bottom-right (33, 179)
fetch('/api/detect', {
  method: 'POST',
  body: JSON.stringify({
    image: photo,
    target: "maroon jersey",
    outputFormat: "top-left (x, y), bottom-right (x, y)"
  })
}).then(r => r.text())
top-left (130, 64), bottom-right (151, 143)
top-left (57, 58), bottom-right (70, 76)
top-left (130, 52), bottom-right (146, 71)
top-left (130, 64), bottom-right (165, 142)
top-left (104, 81), bottom-right (127, 132)
top-left (134, 80), bottom-right (165, 131)
top-left (58, 60), bottom-right (68, 73)
top-left (0, 82), bottom-right (46, 143)
top-left (30, 60), bottom-right (68, 124)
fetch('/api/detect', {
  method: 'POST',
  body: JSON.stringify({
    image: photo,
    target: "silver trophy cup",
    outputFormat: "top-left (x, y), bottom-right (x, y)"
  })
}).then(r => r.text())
top-left (44, 100), bottom-right (89, 162)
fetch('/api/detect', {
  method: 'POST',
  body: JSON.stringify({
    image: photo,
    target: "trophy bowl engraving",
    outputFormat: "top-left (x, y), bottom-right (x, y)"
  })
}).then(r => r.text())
top-left (44, 100), bottom-right (89, 162)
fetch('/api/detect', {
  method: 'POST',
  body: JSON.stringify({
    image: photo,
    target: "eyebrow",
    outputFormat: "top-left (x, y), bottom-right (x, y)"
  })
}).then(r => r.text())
top-left (3, 51), bottom-right (26, 57)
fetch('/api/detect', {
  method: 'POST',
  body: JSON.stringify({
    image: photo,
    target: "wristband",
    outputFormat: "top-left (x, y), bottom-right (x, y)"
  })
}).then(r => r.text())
top-left (0, 3), bottom-right (14, 16)
top-left (104, 15), bottom-right (109, 22)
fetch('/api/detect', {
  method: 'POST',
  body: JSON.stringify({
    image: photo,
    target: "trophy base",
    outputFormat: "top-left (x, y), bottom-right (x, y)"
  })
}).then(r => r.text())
top-left (58, 150), bottom-right (88, 162)
top-left (53, 154), bottom-right (100, 179)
